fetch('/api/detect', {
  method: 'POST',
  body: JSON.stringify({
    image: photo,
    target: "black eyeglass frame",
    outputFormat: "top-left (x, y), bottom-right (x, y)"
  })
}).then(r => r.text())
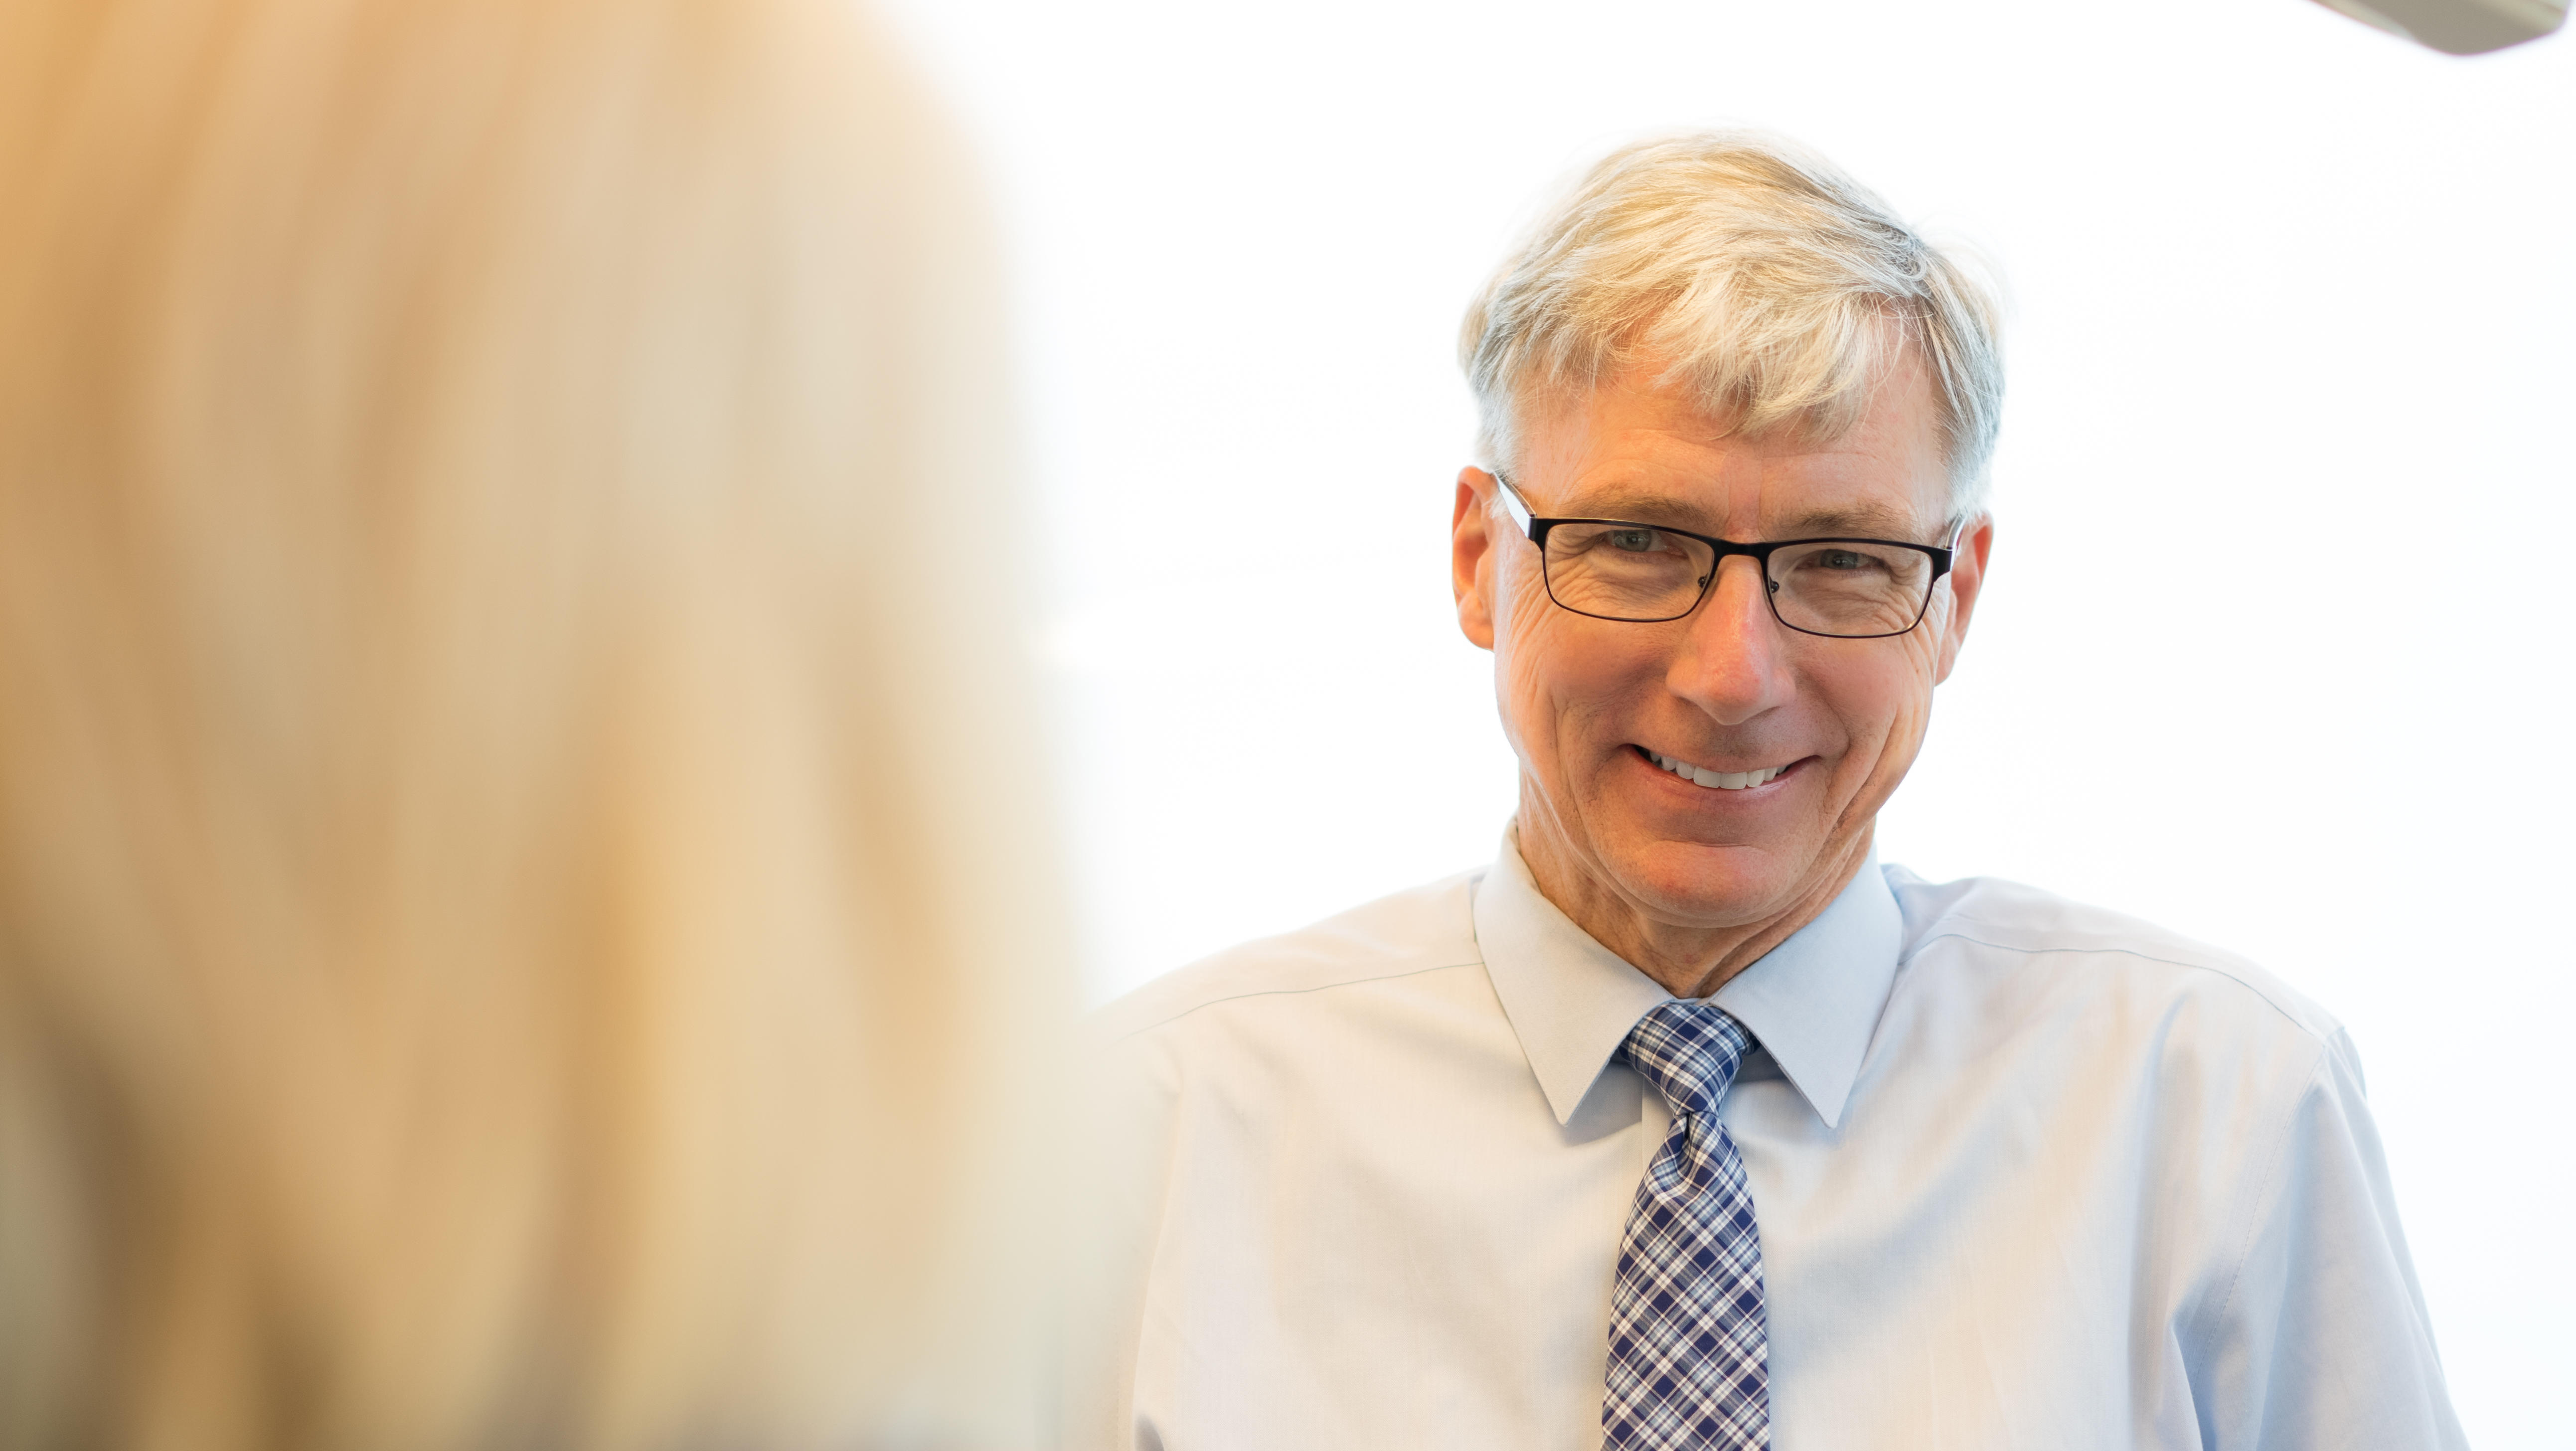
top-left (1491, 472), bottom-right (1963, 639)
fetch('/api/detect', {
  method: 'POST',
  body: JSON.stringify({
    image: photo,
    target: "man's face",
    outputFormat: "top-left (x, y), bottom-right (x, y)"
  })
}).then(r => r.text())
top-left (1451, 354), bottom-right (1992, 942)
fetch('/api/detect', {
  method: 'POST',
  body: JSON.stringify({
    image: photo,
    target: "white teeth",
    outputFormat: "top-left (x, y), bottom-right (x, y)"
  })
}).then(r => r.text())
top-left (1648, 751), bottom-right (1788, 791)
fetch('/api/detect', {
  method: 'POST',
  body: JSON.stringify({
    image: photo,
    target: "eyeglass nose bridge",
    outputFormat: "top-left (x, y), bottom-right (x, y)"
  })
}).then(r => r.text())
top-left (1695, 538), bottom-right (1788, 614)
top-left (1656, 538), bottom-right (1782, 629)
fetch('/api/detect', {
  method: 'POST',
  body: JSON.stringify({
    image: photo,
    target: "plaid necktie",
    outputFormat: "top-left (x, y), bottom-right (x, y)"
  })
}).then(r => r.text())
top-left (1601, 1000), bottom-right (1770, 1450)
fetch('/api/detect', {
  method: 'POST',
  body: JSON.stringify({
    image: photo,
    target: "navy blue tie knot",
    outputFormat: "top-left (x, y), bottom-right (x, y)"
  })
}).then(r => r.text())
top-left (1617, 999), bottom-right (1753, 1123)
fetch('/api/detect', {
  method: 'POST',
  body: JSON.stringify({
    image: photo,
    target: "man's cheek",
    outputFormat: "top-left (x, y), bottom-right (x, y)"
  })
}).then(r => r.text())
top-left (1862, 693), bottom-right (1937, 801)
top-left (1510, 641), bottom-right (1613, 727)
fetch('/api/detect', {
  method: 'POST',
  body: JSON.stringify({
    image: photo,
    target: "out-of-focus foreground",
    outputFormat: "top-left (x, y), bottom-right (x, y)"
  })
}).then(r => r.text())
top-left (0, 1), bottom-right (1065, 1447)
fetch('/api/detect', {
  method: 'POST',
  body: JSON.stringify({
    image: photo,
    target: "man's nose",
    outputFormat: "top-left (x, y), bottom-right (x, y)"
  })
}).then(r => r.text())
top-left (1666, 556), bottom-right (1793, 726)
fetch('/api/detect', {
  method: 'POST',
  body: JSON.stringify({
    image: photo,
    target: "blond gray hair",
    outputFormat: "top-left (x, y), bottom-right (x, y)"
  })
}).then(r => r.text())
top-left (0, 0), bottom-right (1061, 1447)
top-left (1460, 131), bottom-right (2005, 518)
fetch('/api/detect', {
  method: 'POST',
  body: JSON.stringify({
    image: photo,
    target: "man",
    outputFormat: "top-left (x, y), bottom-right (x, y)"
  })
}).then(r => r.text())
top-left (1070, 133), bottom-right (2461, 1450)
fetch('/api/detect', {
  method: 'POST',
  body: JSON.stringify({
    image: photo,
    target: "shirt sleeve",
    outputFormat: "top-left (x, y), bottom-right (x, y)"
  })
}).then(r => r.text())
top-left (2189, 1027), bottom-right (2467, 1451)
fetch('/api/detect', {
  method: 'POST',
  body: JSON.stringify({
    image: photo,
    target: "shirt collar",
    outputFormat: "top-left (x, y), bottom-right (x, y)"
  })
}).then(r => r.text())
top-left (1473, 832), bottom-right (1904, 1130)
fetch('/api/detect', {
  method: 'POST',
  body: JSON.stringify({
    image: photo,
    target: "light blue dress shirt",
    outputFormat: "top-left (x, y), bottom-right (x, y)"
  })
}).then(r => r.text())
top-left (1069, 842), bottom-right (2464, 1450)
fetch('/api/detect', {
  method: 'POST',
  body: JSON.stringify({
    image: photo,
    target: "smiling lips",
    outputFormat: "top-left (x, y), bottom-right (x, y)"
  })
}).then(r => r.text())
top-left (1643, 748), bottom-right (1791, 792)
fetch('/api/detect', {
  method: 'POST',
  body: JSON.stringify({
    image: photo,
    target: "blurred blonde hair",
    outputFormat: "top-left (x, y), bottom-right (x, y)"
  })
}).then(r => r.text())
top-left (0, 1), bottom-right (1063, 1447)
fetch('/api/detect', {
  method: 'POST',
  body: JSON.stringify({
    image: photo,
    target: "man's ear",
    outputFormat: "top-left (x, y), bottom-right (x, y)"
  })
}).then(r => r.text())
top-left (1452, 468), bottom-right (1500, 651)
top-left (1932, 512), bottom-right (1994, 685)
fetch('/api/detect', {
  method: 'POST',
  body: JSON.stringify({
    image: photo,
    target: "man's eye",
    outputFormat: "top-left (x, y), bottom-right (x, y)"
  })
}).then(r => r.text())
top-left (1803, 548), bottom-right (1885, 573)
top-left (1605, 529), bottom-right (1662, 553)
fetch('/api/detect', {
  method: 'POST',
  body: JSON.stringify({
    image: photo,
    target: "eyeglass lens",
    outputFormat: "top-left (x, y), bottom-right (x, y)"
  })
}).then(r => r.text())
top-left (1540, 523), bottom-right (1935, 636)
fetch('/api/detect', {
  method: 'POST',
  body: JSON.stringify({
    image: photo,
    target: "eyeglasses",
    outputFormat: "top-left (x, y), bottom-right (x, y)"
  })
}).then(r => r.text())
top-left (1492, 474), bottom-right (1960, 639)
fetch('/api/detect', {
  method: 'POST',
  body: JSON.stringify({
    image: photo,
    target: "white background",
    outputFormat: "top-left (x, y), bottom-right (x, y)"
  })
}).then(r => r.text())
top-left (876, 1), bottom-right (2571, 1443)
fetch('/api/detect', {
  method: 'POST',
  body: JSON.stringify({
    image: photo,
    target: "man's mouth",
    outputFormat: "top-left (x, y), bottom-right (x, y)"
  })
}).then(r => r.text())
top-left (1641, 748), bottom-right (1792, 792)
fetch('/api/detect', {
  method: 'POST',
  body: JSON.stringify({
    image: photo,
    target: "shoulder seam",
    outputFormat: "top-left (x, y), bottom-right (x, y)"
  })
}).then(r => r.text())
top-left (1104, 955), bottom-right (1489, 1044)
top-left (1906, 926), bottom-right (2330, 1042)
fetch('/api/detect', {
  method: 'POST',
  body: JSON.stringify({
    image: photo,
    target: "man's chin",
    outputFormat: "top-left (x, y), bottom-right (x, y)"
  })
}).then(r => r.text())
top-left (1602, 837), bottom-right (1807, 930)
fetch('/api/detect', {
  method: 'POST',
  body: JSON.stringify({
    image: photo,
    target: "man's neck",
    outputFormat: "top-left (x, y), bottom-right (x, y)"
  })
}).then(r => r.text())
top-left (1514, 824), bottom-right (1873, 1000)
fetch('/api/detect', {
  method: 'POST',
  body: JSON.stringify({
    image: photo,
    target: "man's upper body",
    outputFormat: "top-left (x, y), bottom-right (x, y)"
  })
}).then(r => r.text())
top-left (1068, 132), bottom-right (2460, 1448)
top-left (1069, 840), bottom-right (2461, 1450)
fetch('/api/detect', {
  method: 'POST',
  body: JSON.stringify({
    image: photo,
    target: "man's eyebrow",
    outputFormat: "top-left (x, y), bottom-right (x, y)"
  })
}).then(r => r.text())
top-left (1554, 492), bottom-right (1933, 541)
top-left (1771, 503), bottom-right (1931, 539)
top-left (1551, 489), bottom-right (1697, 521)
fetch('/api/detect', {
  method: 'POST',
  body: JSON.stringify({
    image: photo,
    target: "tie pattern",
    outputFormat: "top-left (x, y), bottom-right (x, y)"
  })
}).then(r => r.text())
top-left (1602, 1000), bottom-right (1770, 1451)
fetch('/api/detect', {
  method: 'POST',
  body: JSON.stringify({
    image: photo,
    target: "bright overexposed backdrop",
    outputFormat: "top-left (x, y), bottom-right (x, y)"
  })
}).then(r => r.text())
top-left (874, 0), bottom-right (2570, 1442)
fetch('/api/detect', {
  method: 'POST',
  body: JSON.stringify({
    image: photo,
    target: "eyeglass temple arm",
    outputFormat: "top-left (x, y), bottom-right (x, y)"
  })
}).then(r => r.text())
top-left (1933, 516), bottom-right (1970, 577)
top-left (1487, 469), bottom-right (1537, 537)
